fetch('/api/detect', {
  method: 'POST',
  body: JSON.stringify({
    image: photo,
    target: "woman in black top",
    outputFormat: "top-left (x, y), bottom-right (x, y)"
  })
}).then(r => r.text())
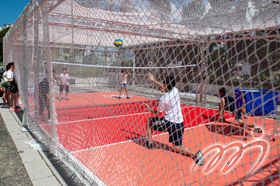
top-left (217, 87), bottom-right (262, 133)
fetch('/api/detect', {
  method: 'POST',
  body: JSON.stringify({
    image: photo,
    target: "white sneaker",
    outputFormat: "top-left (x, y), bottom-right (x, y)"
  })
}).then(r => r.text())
top-left (47, 119), bottom-right (59, 124)
top-left (194, 150), bottom-right (205, 166)
top-left (252, 123), bottom-right (262, 133)
top-left (1, 104), bottom-right (10, 108)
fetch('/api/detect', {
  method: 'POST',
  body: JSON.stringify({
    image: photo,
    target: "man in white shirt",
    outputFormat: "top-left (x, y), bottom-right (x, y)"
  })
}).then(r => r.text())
top-left (144, 73), bottom-right (204, 166)
top-left (59, 68), bottom-right (70, 101)
top-left (118, 69), bottom-right (130, 99)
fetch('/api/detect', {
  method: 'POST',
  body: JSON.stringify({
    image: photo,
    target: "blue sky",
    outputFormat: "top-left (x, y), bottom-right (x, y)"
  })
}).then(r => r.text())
top-left (0, 0), bottom-right (30, 26)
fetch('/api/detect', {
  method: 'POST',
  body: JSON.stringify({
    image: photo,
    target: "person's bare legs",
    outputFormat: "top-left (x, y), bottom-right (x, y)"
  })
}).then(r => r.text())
top-left (146, 119), bottom-right (153, 143)
top-left (232, 111), bottom-right (261, 133)
top-left (6, 90), bottom-right (10, 105)
top-left (3, 90), bottom-right (6, 105)
top-left (236, 119), bottom-right (254, 128)
top-left (119, 87), bottom-right (123, 97)
top-left (125, 87), bottom-right (129, 98)
top-left (15, 92), bottom-right (18, 108)
top-left (217, 99), bottom-right (226, 121)
top-left (10, 93), bottom-right (17, 109)
top-left (3, 89), bottom-right (11, 106)
top-left (172, 144), bottom-right (195, 157)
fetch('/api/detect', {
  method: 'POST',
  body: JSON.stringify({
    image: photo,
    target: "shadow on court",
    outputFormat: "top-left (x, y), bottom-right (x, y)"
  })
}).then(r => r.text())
top-left (121, 129), bottom-right (175, 152)
top-left (200, 114), bottom-right (255, 138)
top-left (204, 123), bottom-right (254, 139)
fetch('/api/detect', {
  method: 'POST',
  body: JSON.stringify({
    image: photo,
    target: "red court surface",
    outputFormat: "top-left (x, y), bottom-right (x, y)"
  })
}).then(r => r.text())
top-left (72, 118), bottom-right (279, 186)
top-left (39, 92), bottom-right (280, 185)
top-left (55, 92), bottom-right (153, 109)
top-left (45, 104), bottom-right (233, 152)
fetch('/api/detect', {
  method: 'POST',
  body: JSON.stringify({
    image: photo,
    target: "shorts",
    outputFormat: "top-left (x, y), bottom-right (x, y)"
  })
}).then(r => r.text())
top-left (121, 84), bottom-right (127, 88)
top-left (149, 117), bottom-right (184, 146)
top-left (60, 85), bottom-right (69, 92)
top-left (225, 104), bottom-right (242, 120)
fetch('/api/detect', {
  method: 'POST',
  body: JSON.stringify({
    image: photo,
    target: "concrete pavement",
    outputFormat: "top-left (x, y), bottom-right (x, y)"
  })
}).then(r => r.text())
top-left (0, 100), bottom-right (84, 186)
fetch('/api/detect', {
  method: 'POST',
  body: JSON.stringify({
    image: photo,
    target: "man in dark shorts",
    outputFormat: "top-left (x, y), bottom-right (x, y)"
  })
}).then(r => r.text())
top-left (217, 87), bottom-right (262, 132)
top-left (144, 72), bottom-right (205, 166)
top-left (59, 68), bottom-right (70, 101)
top-left (39, 77), bottom-right (50, 122)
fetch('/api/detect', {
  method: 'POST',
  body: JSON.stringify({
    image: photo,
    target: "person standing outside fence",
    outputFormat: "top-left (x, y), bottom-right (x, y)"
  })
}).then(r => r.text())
top-left (1, 64), bottom-right (10, 108)
top-left (6, 62), bottom-right (19, 111)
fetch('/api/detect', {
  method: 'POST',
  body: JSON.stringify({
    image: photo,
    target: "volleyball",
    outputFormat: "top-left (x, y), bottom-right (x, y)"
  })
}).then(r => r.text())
top-left (114, 38), bottom-right (123, 48)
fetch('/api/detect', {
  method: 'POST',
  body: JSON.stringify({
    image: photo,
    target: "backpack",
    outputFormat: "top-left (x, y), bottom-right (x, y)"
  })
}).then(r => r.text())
top-left (1, 71), bottom-right (10, 87)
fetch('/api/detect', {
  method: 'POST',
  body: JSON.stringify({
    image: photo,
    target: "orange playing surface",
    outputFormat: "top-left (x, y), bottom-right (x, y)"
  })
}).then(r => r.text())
top-left (72, 117), bottom-right (279, 186)
top-left (55, 92), bottom-right (153, 109)
top-left (32, 92), bottom-right (280, 185)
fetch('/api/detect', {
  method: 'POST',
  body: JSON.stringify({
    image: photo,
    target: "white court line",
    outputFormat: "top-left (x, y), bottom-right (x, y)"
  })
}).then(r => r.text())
top-left (41, 105), bottom-right (204, 126)
top-left (52, 61), bottom-right (197, 69)
top-left (42, 112), bottom-right (151, 126)
top-left (71, 119), bottom-right (233, 153)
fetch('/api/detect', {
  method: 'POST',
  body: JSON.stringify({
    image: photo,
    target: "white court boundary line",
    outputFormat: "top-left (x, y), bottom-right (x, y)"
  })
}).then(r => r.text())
top-left (52, 61), bottom-right (197, 69)
top-left (55, 105), bottom-right (214, 125)
top-left (40, 112), bottom-right (150, 126)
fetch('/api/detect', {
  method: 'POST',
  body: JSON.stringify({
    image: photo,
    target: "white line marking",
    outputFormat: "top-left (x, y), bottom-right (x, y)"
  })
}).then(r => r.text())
top-left (52, 61), bottom-right (197, 69)
top-left (71, 121), bottom-right (222, 153)
top-left (44, 112), bottom-right (151, 126)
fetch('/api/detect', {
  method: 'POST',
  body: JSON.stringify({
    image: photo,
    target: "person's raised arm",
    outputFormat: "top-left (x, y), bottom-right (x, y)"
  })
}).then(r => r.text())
top-left (126, 70), bottom-right (130, 76)
top-left (148, 72), bottom-right (165, 92)
top-left (144, 103), bottom-right (161, 116)
top-left (217, 98), bottom-right (226, 118)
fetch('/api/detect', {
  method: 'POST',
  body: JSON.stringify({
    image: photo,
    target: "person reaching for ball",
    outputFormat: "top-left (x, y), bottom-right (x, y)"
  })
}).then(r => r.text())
top-left (144, 72), bottom-right (205, 166)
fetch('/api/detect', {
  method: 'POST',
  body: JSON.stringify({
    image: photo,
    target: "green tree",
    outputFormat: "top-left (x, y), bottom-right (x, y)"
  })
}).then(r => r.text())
top-left (0, 27), bottom-right (11, 62)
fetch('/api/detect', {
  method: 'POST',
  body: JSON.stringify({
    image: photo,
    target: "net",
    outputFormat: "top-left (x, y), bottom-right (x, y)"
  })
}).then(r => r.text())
top-left (3, 0), bottom-right (280, 185)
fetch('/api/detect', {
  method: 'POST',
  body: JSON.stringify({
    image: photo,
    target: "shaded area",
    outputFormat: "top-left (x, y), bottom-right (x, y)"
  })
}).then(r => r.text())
top-left (0, 114), bottom-right (32, 186)
top-left (15, 110), bottom-right (87, 186)
top-left (121, 128), bottom-right (174, 152)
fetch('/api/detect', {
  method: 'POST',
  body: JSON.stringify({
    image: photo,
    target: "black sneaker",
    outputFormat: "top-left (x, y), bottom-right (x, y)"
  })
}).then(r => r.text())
top-left (217, 117), bottom-right (226, 122)
top-left (194, 150), bottom-right (205, 166)
top-left (127, 97), bottom-right (130, 99)
top-left (145, 141), bottom-right (154, 149)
